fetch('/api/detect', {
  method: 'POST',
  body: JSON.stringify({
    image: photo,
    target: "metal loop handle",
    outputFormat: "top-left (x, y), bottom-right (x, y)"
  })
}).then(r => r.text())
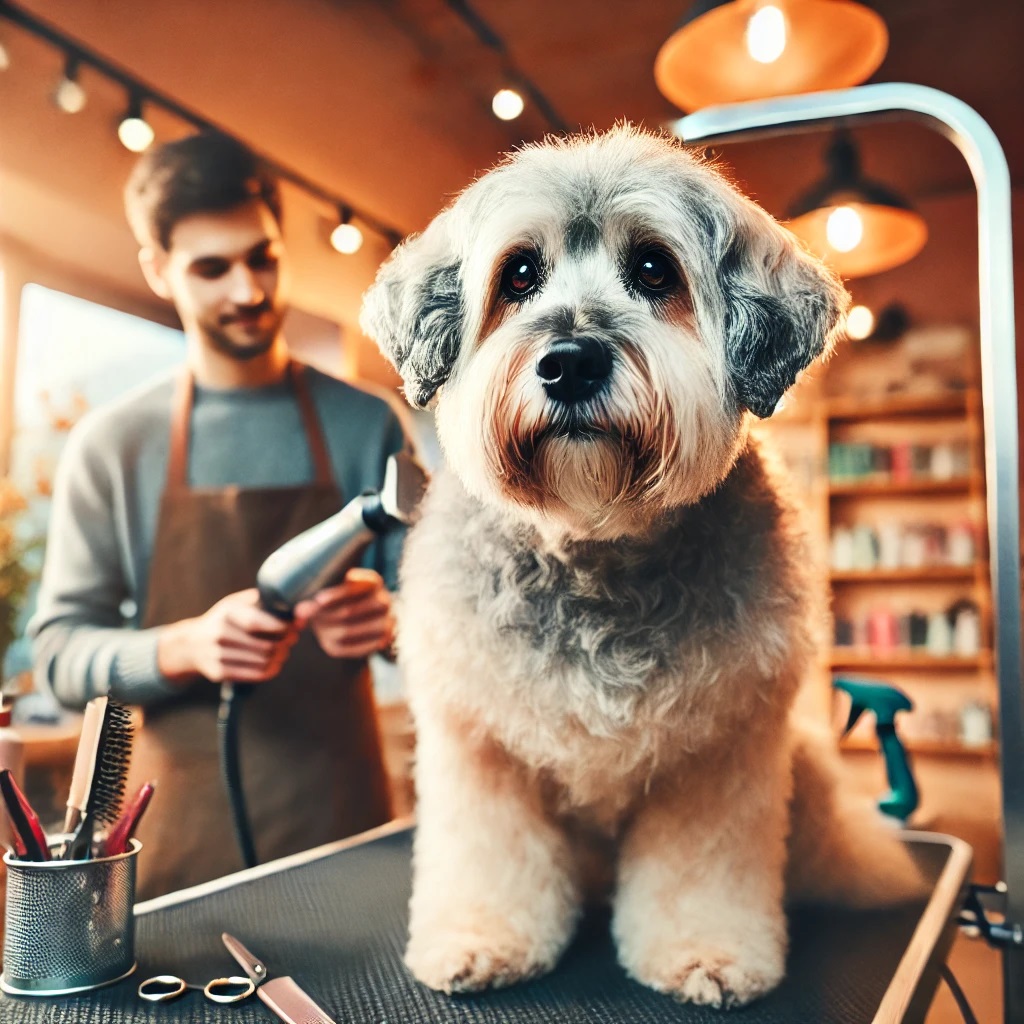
top-left (204, 975), bottom-right (257, 1004)
top-left (138, 975), bottom-right (188, 1001)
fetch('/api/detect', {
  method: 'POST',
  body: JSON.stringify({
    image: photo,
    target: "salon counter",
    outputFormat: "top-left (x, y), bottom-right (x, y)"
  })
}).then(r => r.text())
top-left (0, 820), bottom-right (970, 1024)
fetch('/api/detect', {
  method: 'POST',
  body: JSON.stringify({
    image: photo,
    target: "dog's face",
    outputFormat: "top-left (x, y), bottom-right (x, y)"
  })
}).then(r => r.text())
top-left (361, 127), bottom-right (847, 540)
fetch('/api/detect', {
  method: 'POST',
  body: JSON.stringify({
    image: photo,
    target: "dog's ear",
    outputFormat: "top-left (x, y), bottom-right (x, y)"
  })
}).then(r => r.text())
top-left (360, 213), bottom-right (465, 409)
top-left (718, 205), bottom-right (848, 419)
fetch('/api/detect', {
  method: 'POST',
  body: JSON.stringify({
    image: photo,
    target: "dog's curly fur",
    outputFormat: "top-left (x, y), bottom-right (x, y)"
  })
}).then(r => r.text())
top-left (360, 126), bottom-right (924, 1008)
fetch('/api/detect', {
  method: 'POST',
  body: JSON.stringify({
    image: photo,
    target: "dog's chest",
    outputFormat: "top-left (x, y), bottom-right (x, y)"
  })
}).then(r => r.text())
top-left (466, 513), bottom-right (746, 701)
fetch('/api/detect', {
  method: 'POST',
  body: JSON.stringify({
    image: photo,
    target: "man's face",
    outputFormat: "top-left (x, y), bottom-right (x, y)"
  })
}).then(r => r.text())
top-left (154, 199), bottom-right (289, 360)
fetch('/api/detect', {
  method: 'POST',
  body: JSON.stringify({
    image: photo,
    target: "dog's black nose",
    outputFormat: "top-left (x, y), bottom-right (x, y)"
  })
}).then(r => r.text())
top-left (536, 338), bottom-right (612, 404)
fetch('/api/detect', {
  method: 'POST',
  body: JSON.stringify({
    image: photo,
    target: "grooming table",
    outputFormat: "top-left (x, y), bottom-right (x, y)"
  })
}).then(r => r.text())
top-left (0, 820), bottom-right (971, 1023)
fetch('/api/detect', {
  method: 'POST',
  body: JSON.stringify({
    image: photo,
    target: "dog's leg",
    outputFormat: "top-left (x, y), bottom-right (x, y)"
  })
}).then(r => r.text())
top-left (612, 739), bottom-right (790, 1008)
top-left (405, 706), bottom-right (580, 993)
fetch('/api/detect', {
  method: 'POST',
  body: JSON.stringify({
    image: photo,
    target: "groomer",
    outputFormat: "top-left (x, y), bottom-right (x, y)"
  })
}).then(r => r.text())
top-left (29, 132), bottom-right (406, 899)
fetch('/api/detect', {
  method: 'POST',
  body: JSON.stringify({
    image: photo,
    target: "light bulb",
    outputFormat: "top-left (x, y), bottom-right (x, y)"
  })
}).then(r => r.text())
top-left (330, 222), bottom-right (363, 255)
top-left (826, 206), bottom-right (864, 253)
top-left (492, 88), bottom-right (524, 121)
top-left (0, 41), bottom-right (9, 72)
top-left (118, 115), bottom-right (154, 152)
top-left (745, 5), bottom-right (787, 64)
top-left (845, 305), bottom-right (875, 340)
top-left (54, 76), bottom-right (87, 114)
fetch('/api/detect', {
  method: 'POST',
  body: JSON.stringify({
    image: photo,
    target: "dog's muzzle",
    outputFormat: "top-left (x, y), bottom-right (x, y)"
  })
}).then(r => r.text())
top-left (536, 338), bottom-right (612, 405)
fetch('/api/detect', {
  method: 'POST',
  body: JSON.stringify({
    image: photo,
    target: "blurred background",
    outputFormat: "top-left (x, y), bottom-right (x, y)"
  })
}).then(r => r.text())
top-left (0, 3), bottom-right (1020, 1017)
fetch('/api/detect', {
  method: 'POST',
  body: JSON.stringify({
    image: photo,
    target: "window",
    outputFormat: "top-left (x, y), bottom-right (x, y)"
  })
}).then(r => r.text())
top-left (4, 284), bottom-right (184, 678)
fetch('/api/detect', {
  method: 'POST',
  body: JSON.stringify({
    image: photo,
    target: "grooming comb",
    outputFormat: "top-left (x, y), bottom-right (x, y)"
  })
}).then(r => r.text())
top-left (64, 696), bottom-right (105, 833)
top-left (0, 768), bottom-right (50, 862)
top-left (99, 780), bottom-right (154, 857)
top-left (64, 698), bottom-right (134, 860)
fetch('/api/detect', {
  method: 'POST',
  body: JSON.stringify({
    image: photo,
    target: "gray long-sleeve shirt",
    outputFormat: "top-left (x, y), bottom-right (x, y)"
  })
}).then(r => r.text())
top-left (28, 364), bottom-right (410, 710)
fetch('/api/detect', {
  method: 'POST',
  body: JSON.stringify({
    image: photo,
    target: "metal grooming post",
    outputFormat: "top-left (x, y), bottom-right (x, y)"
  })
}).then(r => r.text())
top-left (675, 83), bottom-right (1023, 1023)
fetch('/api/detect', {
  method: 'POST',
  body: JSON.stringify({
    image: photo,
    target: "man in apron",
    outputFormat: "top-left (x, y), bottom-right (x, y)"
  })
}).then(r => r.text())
top-left (30, 133), bottom-right (405, 899)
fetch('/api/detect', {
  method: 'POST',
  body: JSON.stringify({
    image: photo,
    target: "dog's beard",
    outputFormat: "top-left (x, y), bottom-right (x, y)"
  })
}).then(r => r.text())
top-left (440, 322), bottom-right (746, 539)
top-left (492, 385), bottom-right (668, 536)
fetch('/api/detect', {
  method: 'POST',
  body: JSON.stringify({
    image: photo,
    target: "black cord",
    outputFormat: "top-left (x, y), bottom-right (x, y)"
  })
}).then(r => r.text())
top-left (939, 962), bottom-right (979, 1024)
top-left (218, 682), bottom-right (258, 869)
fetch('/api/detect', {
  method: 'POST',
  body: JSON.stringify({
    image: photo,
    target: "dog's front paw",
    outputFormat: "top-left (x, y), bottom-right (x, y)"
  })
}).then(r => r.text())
top-left (405, 916), bottom-right (557, 994)
top-left (624, 945), bottom-right (784, 1008)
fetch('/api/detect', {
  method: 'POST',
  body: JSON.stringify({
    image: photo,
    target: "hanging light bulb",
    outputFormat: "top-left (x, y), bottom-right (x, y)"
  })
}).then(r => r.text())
top-left (745, 5), bottom-right (786, 64)
top-left (53, 54), bottom-right (87, 114)
top-left (787, 131), bottom-right (928, 278)
top-left (655, 0), bottom-right (888, 111)
top-left (330, 208), bottom-right (363, 255)
top-left (492, 88), bottom-right (525, 121)
top-left (0, 38), bottom-right (9, 72)
top-left (844, 305), bottom-right (875, 340)
top-left (118, 94), bottom-right (154, 152)
top-left (826, 206), bottom-right (864, 253)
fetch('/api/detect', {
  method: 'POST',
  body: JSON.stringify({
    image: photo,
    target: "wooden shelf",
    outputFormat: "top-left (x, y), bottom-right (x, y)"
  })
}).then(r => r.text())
top-left (840, 735), bottom-right (997, 759)
top-left (830, 650), bottom-right (993, 671)
top-left (830, 564), bottom-right (985, 583)
top-left (826, 392), bottom-right (970, 422)
top-left (829, 476), bottom-right (980, 497)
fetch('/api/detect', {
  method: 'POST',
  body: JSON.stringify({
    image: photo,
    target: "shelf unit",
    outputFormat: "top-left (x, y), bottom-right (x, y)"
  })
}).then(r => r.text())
top-left (839, 735), bottom-right (997, 760)
top-left (828, 476), bottom-right (979, 497)
top-left (751, 328), bottom-right (1004, 887)
top-left (824, 382), bottom-right (996, 762)
top-left (831, 564), bottom-right (984, 583)
top-left (830, 650), bottom-right (993, 672)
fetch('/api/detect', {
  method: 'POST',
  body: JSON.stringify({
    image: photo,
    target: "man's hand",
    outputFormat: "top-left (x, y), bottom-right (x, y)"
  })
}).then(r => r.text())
top-left (157, 588), bottom-right (300, 684)
top-left (294, 568), bottom-right (395, 660)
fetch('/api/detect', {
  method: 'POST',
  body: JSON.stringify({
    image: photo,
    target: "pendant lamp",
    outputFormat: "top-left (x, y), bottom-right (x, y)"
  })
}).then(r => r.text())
top-left (655, 0), bottom-right (888, 112)
top-left (786, 131), bottom-right (927, 278)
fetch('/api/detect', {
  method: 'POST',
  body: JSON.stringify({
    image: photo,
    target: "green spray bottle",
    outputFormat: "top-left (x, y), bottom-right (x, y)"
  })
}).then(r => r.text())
top-left (833, 677), bottom-right (919, 823)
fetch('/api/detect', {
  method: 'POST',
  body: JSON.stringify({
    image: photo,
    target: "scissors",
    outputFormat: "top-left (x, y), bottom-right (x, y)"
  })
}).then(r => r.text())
top-left (137, 972), bottom-right (255, 1005)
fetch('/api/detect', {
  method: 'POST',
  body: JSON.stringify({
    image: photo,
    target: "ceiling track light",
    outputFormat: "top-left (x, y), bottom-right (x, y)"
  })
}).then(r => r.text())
top-left (117, 92), bottom-right (155, 152)
top-left (655, 0), bottom-right (889, 111)
top-left (786, 130), bottom-right (928, 278)
top-left (492, 87), bottom-right (524, 121)
top-left (330, 207), bottom-right (364, 255)
top-left (0, 4), bottom-right (405, 253)
top-left (54, 52), bottom-right (87, 113)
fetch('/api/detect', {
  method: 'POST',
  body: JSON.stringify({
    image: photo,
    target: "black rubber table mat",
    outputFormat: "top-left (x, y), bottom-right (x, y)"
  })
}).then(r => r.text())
top-left (0, 827), bottom-right (950, 1023)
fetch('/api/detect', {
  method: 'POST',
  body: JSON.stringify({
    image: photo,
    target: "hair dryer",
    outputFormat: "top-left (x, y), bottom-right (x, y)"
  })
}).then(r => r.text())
top-left (255, 450), bottom-right (428, 617)
top-left (220, 450), bottom-right (429, 868)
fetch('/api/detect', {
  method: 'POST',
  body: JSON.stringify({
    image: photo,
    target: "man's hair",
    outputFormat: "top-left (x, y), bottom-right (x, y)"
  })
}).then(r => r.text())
top-left (124, 132), bottom-right (282, 250)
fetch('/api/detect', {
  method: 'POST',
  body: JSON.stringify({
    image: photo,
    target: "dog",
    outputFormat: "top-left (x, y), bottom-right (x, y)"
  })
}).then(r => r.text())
top-left (360, 126), bottom-right (924, 1009)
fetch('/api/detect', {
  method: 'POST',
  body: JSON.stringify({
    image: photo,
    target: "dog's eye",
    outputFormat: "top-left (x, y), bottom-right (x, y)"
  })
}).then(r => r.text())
top-left (500, 254), bottom-right (540, 300)
top-left (632, 251), bottom-right (678, 294)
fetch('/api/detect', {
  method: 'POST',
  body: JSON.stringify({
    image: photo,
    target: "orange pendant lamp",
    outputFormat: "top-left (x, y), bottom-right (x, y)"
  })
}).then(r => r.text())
top-left (655, 0), bottom-right (888, 111)
top-left (786, 131), bottom-right (928, 277)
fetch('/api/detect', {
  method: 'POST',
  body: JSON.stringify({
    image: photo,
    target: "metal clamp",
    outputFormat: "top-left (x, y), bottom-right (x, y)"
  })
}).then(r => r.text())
top-left (959, 882), bottom-right (1024, 948)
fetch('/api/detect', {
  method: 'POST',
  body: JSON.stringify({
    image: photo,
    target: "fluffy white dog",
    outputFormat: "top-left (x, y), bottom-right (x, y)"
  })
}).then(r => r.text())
top-left (360, 126), bottom-right (923, 1008)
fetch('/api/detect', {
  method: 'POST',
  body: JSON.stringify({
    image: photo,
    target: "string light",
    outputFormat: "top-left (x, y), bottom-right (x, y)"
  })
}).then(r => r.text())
top-left (53, 54), bottom-right (86, 113)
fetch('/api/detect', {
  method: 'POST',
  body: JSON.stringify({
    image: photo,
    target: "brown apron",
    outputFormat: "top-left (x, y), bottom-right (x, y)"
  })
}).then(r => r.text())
top-left (127, 361), bottom-right (392, 901)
